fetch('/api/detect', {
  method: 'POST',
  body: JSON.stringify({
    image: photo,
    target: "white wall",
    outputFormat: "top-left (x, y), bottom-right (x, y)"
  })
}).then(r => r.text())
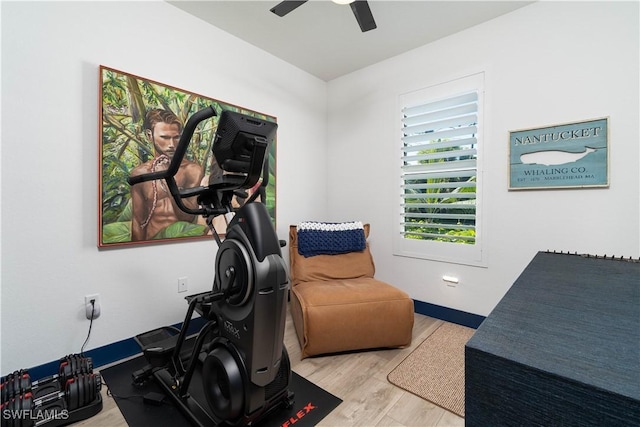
top-left (0, 1), bottom-right (327, 373)
top-left (326, 1), bottom-right (640, 316)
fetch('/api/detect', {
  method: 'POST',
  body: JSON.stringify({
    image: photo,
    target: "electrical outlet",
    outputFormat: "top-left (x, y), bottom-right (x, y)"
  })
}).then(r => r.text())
top-left (178, 277), bottom-right (188, 293)
top-left (85, 294), bottom-right (101, 320)
top-left (443, 276), bottom-right (459, 287)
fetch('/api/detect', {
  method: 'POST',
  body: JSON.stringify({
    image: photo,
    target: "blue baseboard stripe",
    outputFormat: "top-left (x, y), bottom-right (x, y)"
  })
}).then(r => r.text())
top-left (21, 317), bottom-right (208, 381)
top-left (20, 302), bottom-right (484, 381)
top-left (413, 299), bottom-right (485, 329)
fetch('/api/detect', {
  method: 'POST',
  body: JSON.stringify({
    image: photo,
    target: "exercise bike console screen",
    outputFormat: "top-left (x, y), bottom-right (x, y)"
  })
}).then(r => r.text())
top-left (212, 112), bottom-right (277, 175)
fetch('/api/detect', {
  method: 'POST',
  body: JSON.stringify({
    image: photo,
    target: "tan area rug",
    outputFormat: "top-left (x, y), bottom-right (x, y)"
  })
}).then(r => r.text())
top-left (387, 322), bottom-right (475, 417)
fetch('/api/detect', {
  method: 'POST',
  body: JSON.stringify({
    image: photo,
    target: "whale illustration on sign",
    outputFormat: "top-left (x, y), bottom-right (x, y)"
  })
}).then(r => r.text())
top-left (520, 147), bottom-right (596, 166)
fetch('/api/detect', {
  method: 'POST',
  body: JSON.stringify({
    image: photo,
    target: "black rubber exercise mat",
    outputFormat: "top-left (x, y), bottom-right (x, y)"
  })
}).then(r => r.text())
top-left (100, 355), bottom-right (342, 427)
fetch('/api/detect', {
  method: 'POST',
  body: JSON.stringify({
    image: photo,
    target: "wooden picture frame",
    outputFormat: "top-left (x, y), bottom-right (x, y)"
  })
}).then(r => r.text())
top-left (99, 66), bottom-right (277, 247)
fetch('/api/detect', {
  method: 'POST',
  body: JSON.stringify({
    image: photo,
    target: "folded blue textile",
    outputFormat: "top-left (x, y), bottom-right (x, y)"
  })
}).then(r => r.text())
top-left (297, 221), bottom-right (366, 257)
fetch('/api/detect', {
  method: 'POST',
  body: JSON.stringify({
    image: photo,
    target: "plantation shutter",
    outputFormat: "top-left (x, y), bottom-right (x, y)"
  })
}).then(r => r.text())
top-left (400, 91), bottom-right (478, 244)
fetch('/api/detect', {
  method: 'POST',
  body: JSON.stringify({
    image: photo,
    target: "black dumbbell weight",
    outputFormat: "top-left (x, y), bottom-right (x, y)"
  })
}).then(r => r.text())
top-left (4, 393), bottom-right (34, 427)
top-left (78, 375), bottom-right (86, 410)
top-left (78, 374), bottom-right (86, 410)
top-left (71, 376), bottom-right (81, 412)
top-left (18, 393), bottom-right (34, 427)
top-left (64, 378), bottom-right (78, 412)
top-left (6, 397), bottom-right (17, 427)
top-left (15, 374), bottom-right (31, 401)
top-left (58, 356), bottom-right (92, 386)
top-left (85, 375), bottom-right (92, 407)
top-left (85, 373), bottom-right (100, 404)
top-left (2, 371), bottom-right (13, 401)
top-left (1, 371), bottom-right (31, 403)
top-left (58, 359), bottom-right (72, 385)
top-left (65, 373), bottom-right (96, 412)
top-left (1, 373), bottom-right (12, 402)
top-left (0, 371), bottom-right (13, 399)
top-left (88, 375), bottom-right (95, 405)
top-left (58, 355), bottom-right (78, 384)
top-left (68, 373), bottom-right (100, 410)
top-left (0, 401), bottom-right (9, 427)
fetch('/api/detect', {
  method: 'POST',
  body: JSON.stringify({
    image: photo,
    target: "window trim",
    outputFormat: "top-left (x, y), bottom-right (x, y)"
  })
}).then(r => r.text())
top-left (393, 72), bottom-right (487, 267)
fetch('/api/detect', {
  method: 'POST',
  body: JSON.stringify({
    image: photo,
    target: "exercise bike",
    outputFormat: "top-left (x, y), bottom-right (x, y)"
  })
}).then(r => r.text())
top-left (128, 107), bottom-right (294, 427)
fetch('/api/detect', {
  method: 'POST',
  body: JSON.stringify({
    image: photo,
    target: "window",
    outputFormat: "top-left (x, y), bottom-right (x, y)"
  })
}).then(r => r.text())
top-left (394, 73), bottom-right (485, 266)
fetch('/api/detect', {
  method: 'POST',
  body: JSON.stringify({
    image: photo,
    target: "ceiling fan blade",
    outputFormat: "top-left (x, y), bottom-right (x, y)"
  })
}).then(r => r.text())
top-left (270, 1), bottom-right (308, 17)
top-left (350, 0), bottom-right (377, 32)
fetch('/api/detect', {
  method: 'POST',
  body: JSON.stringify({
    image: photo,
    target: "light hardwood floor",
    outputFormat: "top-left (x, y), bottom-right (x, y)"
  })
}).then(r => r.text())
top-left (77, 310), bottom-right (464, 427)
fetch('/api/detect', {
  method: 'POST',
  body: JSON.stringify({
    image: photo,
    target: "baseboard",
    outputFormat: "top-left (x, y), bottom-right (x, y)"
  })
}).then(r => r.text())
top-left (413, 299), bottom-right (485, 329)
top-left (22, 317), bottom-right (208, 380)
top-left (23, 301), bottom-right (484, 380)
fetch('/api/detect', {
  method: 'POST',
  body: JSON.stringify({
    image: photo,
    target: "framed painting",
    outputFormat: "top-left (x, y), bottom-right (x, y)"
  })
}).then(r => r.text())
top-left (99, 66), bottom-right (277, 247)
top-left (509, 117), bottom-right (609, 190)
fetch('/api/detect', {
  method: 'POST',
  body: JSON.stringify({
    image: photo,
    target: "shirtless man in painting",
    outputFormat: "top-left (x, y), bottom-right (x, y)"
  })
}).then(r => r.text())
top-left (129, 109), bottom-right (204, 241)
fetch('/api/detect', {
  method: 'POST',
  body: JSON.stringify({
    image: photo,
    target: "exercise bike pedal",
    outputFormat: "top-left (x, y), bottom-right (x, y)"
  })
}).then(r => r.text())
top-left (134, 327), bottom-right (181, 368)
top-left (131, 365), bottom-right (156, 388)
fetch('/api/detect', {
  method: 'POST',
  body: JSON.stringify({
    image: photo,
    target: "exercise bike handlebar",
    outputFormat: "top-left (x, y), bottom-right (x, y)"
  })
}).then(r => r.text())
top-left (127, 106), bottom-right (217, 216)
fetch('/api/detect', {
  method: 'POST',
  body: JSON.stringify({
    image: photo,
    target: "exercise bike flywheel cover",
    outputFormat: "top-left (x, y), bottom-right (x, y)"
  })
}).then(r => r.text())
top-left (202, 345), bottom-right (245, 421)
top-left (215, 239), bottom-right (254, 306)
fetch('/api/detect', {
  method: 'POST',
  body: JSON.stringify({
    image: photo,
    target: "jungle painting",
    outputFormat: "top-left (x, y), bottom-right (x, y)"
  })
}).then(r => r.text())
top-left (99, 66), bottom-right (277, 247)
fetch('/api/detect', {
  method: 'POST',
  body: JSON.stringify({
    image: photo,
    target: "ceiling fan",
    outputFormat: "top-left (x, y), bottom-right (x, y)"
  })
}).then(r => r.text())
top-left (270, 0), bottom-right (377, 33)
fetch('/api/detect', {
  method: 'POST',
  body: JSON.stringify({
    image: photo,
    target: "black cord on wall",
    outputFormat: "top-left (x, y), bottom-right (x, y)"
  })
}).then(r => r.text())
top-left (80, 299), bottom-right (96, 356)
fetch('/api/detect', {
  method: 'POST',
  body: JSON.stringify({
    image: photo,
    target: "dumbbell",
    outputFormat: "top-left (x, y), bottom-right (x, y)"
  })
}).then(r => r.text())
top-left (66, 373), bottom-right (102, 411)
top-left (1, 371), bottom-right (31, 403)
top-left (58, 355), bottom-right (92, 386)
top-left (0, 392), bottom-right (34, 427)
top-left (64, 373), bottom-right (101, 411)
top-left (2, 355), bottom-right (93, 403)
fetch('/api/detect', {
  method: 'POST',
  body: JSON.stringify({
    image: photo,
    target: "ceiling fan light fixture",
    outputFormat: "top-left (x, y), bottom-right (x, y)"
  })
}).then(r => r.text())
top-left (271, 0), bottom-right (375, 32)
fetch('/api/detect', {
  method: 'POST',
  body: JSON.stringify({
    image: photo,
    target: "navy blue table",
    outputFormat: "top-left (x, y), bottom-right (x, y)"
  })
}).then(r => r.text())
top-left (465, 252), bottom-right (640, 426)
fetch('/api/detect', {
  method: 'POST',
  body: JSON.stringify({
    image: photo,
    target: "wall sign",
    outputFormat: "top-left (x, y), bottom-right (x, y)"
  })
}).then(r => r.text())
top-left (509, 118), bottom-right (609, 190)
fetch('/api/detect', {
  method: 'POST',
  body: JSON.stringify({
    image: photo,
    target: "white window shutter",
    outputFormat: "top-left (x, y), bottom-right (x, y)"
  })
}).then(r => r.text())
top-left (395, 72), bottom-right (485, 266)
